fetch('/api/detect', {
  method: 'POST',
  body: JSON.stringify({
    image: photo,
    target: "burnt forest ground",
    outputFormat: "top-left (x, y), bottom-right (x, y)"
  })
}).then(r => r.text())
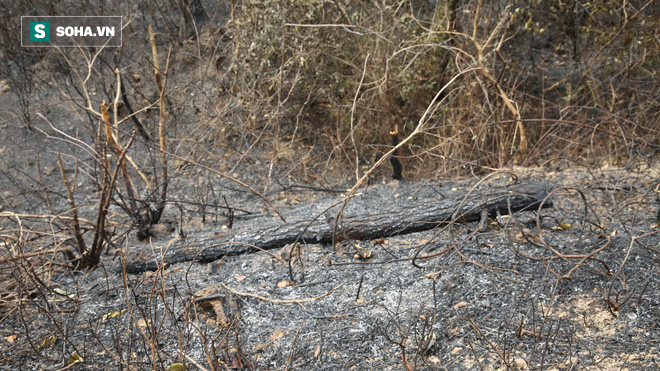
top-left (0, 0), bottom-right (659, 370)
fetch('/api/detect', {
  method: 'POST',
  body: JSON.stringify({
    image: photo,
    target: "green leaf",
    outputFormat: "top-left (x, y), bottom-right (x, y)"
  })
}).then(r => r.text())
top-left (67, 353), bottom-right (84, 365)
top-left (167, 363), bottom-right (188, 371)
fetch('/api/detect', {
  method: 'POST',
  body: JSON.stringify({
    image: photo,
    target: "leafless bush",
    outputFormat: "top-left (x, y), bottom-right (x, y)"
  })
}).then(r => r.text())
top-left (223, 0), bottom-right (659, 179)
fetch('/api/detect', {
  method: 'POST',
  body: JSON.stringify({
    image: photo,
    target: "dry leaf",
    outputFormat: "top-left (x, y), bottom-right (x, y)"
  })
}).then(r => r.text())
top-left (229, 354), bottom-right (243, 369)
top-left (234, 276), bottom-right (247, 281)
top-left (314, 344), bottom-right (321, 357)
top-left (422, 332), bottom-right (436, 353)
top-left (513, 231), bottom-right (525, 242)
top-left (515, 228), bottom-right (543, 244)
top-left (38, 334), bottom-right (56, 349)
top-left (512, 358), bottom-right (528, 370)
top-left (254, 343), bottom-right (270, 351)
top-left (4, 334), bottom-right (17, 343)
top-left (271, 329), bottom-right (286, 340)
top-left (67, 352), bottom-right (84, 365)
top-left (101, 309), bottom-right (126, 322)
top-left (136, 318), bottom-right (148, 328)
top-left (353, 246), bottom-right (372, 259)
top-left (53, 287), bottom-right (76, 299)
top-left (453, 301), bottom-right (468, 309)
top-left (277, 280), bottom-right (290, 288)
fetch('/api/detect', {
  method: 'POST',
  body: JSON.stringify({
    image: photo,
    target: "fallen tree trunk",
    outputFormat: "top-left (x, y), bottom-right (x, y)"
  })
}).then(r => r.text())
top-left (124, 181), bottom-right (553, 273)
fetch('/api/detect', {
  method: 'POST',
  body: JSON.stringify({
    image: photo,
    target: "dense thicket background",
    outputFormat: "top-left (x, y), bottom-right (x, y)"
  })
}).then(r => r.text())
top-left (2, 0), bottom-right (659, 183)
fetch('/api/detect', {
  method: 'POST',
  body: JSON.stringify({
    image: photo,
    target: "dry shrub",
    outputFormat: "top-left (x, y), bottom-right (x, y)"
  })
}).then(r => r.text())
top-left (224, 0), bottom-right (660, 179)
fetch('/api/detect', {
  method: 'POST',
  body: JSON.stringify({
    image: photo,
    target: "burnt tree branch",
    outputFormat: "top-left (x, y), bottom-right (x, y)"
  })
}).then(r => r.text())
top-left (124, 182), bottom-right (553, 273)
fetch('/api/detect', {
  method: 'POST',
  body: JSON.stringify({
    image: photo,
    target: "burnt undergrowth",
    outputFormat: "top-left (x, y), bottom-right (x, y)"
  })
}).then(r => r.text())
top-left (0, 0), bottom-right (659, 369)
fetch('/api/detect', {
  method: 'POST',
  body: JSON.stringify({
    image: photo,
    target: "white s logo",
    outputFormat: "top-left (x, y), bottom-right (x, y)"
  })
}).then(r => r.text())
top-left (34, 24), bottom-right (46, 38)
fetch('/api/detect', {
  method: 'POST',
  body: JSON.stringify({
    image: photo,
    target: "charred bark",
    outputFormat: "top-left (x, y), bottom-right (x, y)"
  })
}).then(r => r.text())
top-left (124, 181), bottom-right (553, 273)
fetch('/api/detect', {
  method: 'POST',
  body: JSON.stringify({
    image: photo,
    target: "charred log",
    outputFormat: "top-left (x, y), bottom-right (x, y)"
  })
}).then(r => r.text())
top-left (124, 181), bottom-right (553, 273)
